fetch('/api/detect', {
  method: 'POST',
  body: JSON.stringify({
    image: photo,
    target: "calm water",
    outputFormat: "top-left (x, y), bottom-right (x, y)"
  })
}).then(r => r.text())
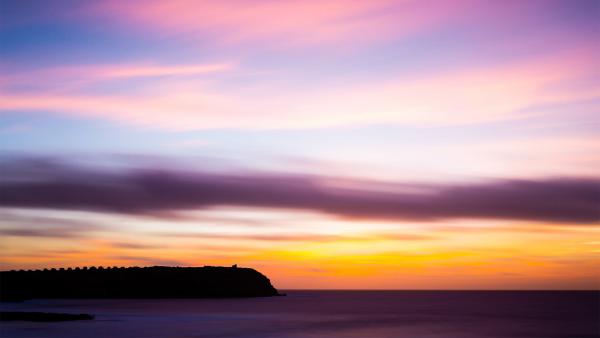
top-left (1, 291), bottom-right (598, 338)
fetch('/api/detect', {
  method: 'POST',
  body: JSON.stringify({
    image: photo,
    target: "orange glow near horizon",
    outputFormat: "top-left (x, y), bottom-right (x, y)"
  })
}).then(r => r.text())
top-left (2, 208), bottom-right (598, 290)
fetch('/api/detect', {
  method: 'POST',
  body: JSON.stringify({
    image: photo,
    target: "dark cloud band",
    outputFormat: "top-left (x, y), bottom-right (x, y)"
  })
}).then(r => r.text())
top-left (0, 158), bottom-right (598, 224)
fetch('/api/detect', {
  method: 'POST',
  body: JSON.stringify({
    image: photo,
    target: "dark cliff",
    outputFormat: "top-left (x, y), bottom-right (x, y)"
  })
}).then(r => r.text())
top-left (0, 266), bottom-right (280, 301)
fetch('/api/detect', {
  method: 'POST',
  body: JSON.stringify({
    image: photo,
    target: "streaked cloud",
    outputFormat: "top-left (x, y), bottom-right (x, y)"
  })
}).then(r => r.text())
top-left (110, 242), bottom-right (164, 250)
top-left (0, 209), bottom-right (106, 239)
top-left (0, 226), bottom-right (91, 238)
top-left (1, 48), bottom-right (596, 130)
top-left (1, 157), bottom-right (597, 224)
top-left (91, 0), bottom-right (449, 48)
top-left (157, 232), bottom-right (434, 243)
top-left (0, 61), bottom-right (233, 91)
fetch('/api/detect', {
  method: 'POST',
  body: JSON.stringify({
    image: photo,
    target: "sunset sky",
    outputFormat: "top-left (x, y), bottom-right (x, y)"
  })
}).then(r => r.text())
top-left (0, 0), bottom-right (598, 290)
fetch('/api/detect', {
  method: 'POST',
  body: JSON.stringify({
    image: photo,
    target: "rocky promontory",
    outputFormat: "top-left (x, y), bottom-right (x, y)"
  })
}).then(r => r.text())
top-left (0, 266), bottom-right (280, 301)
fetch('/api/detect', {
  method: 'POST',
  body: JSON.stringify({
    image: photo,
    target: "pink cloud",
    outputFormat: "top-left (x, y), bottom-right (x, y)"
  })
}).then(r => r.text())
top-left (89, 63), bottom-right (233, 79)
top-left (89, 0), bottom-right (466, 48)
top-left (0, 47), bottom-right (597, 130)
top-left (0, 62), bottom-right (233, 92)
top-left (83, 0), bottom-right (577, 52)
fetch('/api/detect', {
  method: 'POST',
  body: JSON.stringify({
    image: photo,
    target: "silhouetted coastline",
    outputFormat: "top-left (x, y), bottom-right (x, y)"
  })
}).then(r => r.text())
top-left (0, 266), bottom-right (280, 301)
top-left (0, 311), bottom-right (94, 322)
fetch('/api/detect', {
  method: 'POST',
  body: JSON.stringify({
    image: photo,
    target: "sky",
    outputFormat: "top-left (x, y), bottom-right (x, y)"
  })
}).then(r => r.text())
top-left (0, 0), bottom-right (599, 290)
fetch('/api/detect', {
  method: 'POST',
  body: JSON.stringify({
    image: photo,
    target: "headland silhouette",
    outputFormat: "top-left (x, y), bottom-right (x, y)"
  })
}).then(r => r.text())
top-left (0, 265), bottom-right (280, 301)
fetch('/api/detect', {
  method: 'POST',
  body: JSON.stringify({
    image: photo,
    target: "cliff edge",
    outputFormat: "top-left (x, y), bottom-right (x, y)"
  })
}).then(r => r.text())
top-left (0, 266), bottom-right (280, 301)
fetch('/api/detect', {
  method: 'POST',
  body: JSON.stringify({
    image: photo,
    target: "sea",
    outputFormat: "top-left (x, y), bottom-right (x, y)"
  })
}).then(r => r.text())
top-left (0, 291), bottom-right (598, 338)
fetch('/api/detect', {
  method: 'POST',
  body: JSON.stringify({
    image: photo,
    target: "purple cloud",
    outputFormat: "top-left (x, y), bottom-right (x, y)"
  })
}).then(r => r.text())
top-left (0, 158), bottom-right (598, 224)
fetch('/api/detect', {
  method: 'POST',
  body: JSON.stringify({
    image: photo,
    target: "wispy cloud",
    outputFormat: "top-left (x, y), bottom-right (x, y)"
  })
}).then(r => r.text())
top-left (90, 0), bottom-right (452, 48)
top-left (1, 61), bottom-right (233, 90)
top-left (1, 157), bottom-right (597, 224)
top-left (156, 232), bottom-right (434, 242)
top-left (1, 48), bottom-right (596, 130)
top-left (110, 242), bottom-right (164, 250)
top-left (108, 255), bottom-right (186, 266)
top-left (0, 219), bottom-right (104, 238)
